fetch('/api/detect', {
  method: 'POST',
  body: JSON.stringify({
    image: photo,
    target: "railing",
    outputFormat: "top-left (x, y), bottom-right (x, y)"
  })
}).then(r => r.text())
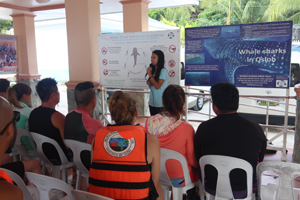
top-left (184, 87), bottom-right (295, 161)
top-left (101, 87), bottom-right (295, 161)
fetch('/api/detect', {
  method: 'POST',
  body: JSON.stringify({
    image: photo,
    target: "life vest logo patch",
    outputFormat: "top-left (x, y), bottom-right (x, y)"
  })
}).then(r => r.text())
top-left (103, 131), bottom-right (135, 157)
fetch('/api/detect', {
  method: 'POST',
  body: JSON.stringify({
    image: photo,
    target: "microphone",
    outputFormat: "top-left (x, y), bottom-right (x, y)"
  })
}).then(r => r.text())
top-left (145, 63), bottom-right (154, 79)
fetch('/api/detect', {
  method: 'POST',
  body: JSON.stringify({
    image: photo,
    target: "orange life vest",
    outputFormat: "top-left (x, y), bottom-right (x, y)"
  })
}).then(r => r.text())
top-left (0, 170), bottom-right (13, 184)
top-left (89, 125), bottom-right (151, 200)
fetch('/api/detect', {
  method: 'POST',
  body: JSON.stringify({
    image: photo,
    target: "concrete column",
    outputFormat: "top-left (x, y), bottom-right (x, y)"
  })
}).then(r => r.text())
top-left (64, 0), bottom-right (104, 119)
top-left (120, 0), bottom-right (150, 32)
top-left (11, 14), bottom-right (41, 108)
top-left (293, 84), bottom-right (300, 162)
top-left (120, 0), bottom-right (150, 116)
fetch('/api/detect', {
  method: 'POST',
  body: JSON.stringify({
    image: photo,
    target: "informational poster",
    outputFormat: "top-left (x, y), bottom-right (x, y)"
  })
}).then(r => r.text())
top-left (98, 30), bottom-right (180, 89)
top-left (185, 21), bottom-right (293, 88)
top-left (0, 35), bottom-right (18, 74)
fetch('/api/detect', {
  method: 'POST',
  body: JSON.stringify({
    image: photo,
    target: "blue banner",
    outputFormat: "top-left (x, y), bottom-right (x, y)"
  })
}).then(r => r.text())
top-left (185, 21), bottom-right (293, 88)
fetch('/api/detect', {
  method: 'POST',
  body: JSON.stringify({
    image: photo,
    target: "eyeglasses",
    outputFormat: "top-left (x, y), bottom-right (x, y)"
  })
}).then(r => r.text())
top-left (0, 111), bottom-right (20, 136)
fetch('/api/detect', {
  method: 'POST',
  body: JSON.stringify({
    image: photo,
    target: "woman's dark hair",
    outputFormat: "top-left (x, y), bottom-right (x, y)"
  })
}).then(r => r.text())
top-left (152, 50), bottom-right (165, 82)
top-left (7, 83), bottom-right (32, 109)
top-left (162, 84), bottom-right (186, 120)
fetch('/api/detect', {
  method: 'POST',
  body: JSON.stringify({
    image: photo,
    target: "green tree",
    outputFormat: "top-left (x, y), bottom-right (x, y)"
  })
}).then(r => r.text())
top-left (199, 0), bottom-right (300, 25)
top-left (199, 0), bottom-right (268, 25)
top-left (0, 20), bottom-right (13, 34)
top-left (262, 0), bottom-right (300, 24)
top-left (149, 0), bottom-right (300, 44)
top-left (148, 9), bottom-right (165, 21)
top-left (152, 6), bottom-right (200, 44)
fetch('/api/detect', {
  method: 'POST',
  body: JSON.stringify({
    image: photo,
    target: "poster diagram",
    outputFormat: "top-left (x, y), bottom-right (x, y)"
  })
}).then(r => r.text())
top-left (98, 30), bottom-right (180, 89)
top-left (123, 47), bottom-right (147, 77)
top-left (185, 21), bottom-right (293, 88)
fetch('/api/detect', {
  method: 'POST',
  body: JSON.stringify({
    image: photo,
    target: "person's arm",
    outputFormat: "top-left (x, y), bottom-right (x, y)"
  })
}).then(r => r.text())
top-left (85, 117), bottom-right (105, 144)
top-left (259, 130), bottom-right (267, 162)
top-left (0, 181), bottom-right (23, 200)
top-left (51, 111), bottom-right (65, 140)
top-left (185, 124), bottom-right (200, 169)
top-left (147, 134), bottom-right (164, 200)
top-left (146, 80), bottom-right (151, 88)
top-left (147, 68), bottom-right (167, 90)
top-left (91, 138), bottom-right (95, 164)
top-left (194, 126), bottom-right (203, 162)
top-left (148, 77), bottom-right (165, 90)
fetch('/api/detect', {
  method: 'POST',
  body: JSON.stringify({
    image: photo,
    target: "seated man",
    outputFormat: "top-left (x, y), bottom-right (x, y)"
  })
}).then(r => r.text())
top-left (65, 81), bottom-right (104, 169)
top-left (194, 82), bottom-right (267, 198)
top-left (0, 97), bottom-right (23, 200)
top-left (29, 78), bottom-right (72, 164)
top-left (64, 81), bottom-right (104, 144)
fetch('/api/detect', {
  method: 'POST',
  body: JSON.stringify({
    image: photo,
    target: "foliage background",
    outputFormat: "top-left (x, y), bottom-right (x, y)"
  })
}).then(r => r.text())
top-left (149, 0), bottom-right (300, 44)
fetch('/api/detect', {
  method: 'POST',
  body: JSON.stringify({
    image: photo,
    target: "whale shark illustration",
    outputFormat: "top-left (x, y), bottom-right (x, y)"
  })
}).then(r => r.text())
top-left (203, 38), bottom-right (291, 83)
top-left (131, 47), bottom-right (140, 67)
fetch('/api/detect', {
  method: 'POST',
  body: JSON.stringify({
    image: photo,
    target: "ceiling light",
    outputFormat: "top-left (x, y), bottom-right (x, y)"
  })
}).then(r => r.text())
top-left (36, 0), bottom-right (50, 3)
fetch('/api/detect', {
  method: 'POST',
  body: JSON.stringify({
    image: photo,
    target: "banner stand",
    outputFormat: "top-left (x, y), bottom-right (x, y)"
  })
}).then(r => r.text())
top-left (293, 85), bottom-right (300, 163)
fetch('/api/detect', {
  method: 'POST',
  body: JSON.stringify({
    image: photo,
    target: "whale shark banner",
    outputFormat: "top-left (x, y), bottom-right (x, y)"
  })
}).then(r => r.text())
top-left (98, 30), bottom-right (180, 89)
top-left (185, 21), bottom-right (293, 88)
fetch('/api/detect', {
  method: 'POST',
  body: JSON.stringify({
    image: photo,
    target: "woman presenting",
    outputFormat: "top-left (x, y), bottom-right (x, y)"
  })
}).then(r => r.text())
top-left (146, 50), bottom-right (168, 116)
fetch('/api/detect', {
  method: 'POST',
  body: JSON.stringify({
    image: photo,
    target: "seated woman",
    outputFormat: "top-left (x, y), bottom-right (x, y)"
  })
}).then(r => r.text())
top-left (89, 91), bottom-right (163, 200)
top-left (146, 84), bottom-right (199, 199)
top-left (8, 83), bottom-right (32, 129)
top-left (7, 83), bottom-right (38, 159)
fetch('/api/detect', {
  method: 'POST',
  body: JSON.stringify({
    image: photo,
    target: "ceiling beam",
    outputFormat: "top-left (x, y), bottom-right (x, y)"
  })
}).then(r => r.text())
top-left (0, 2), bottom-right (30, 12)
top-left (30, 4), bottom-right (65, 12)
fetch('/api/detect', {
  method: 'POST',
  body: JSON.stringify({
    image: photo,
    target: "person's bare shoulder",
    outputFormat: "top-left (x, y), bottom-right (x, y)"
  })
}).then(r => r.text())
top-left (0, 181), bottom-right (23, 200)
top-left (146, 134), bottom-right (160, 164)
top-left (51, 111), bottom-right (65, 127)
top-left (52, 111), bottom-right (65, 121)
top-left (147, 134), bottom-right (160, 148)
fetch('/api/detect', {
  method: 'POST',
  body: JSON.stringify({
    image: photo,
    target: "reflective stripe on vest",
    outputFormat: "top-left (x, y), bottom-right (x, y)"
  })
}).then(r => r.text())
top-left (0, 170), bottom-right (13, 184)
top-left (89, 125), bottom-right (151, 200)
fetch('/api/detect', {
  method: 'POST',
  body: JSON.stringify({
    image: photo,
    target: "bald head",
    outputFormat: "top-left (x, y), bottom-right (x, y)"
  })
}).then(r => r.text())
top-left (0, 97), bottom-right (14, 131)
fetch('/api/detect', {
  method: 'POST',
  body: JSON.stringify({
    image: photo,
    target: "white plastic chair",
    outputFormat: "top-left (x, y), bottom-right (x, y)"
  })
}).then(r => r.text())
top-left (72, 189), bottom-right (114, 200)
top-left (0, 168), bottom-right (34, 200)
top-left (257, 161), bottom-right (300, 200)
top-left (26, 172), bottom-right (74, 200)
top-left (64, 139), bottom-right (91, 190)
top-left (30, 132), bottom-right (73, 182)
top-left (160, 148), bottom-right (201, 200)
top-left (10, 144), bottom-right (20, 162)
top-left (16, 128), bottom-right (37, 160)
top-left (199, 155), bottom-right (253, 200)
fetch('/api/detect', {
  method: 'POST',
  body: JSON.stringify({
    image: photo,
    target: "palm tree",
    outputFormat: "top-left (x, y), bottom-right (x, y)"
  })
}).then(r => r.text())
top-left (262, 0), bottom-right (300, 24)
top-left (199, 0), bottom-right (300, 25)
top-left (162, 6), bottom-right (195, 27)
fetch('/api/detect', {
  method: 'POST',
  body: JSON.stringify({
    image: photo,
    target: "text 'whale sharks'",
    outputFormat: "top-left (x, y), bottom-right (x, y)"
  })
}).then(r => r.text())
top-left (203, 38), bottom-right (291, 83)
